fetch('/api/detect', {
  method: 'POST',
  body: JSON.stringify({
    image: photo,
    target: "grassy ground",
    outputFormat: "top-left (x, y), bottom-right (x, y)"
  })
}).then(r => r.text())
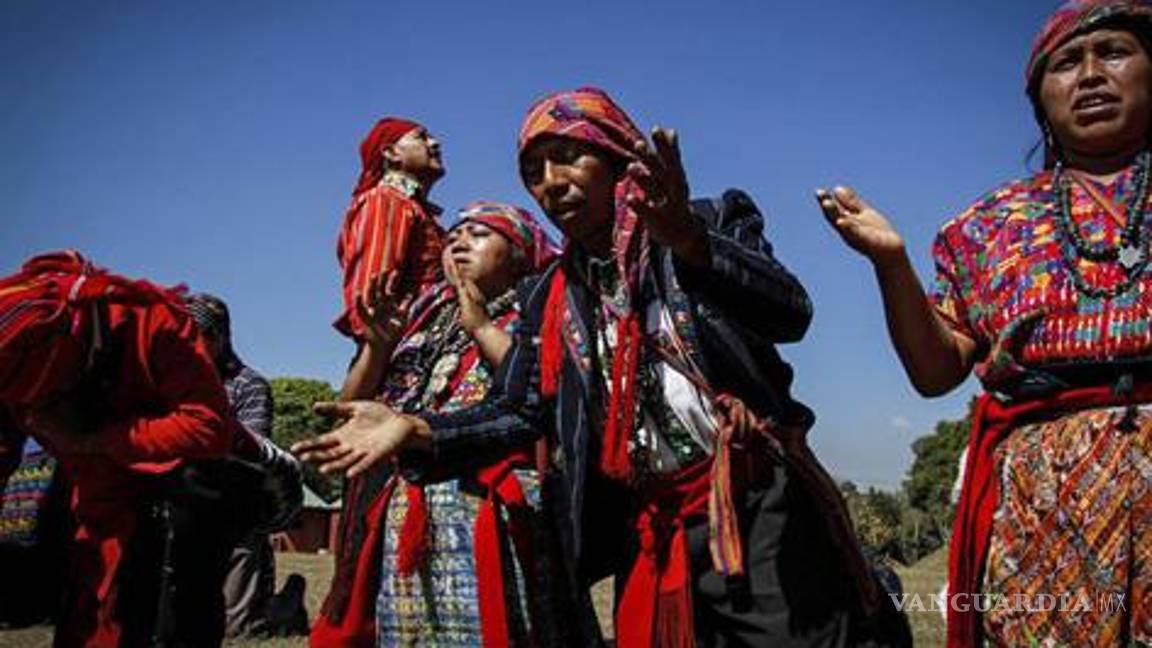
top-left (893, 548), bottom-right (948, 648)
top-left (1, 549), bottom-right (948, 647)
top-left (0, 552), bottom-right (332, 648)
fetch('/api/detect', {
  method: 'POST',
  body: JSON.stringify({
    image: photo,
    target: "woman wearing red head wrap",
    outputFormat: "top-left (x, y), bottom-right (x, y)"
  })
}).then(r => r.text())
top-left (311, 202), bottom-right (568, 647)
top-left (299, 89), bottom-right (909, 647)
top-left (0, 251), bottom-right (236, 646)
top-left (820, 1), bottom-right (1152, 645)
top-left (335, 117), bottom-right (447, 341)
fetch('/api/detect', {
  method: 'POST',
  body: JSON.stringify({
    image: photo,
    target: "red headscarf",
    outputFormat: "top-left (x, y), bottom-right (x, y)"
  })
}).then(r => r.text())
top-left (1027, 0), bottom-right (1152, 91)
top-left (519, 87), bottom-right (650, 482)
top-left (1025, 0), bottom-right (1152, 166)
top-left (452, 200), bottom-right (560, 273)
top-left (352, 117), bottom-right (422, 197)
top-left (0, 251), bottom-right (186, 405)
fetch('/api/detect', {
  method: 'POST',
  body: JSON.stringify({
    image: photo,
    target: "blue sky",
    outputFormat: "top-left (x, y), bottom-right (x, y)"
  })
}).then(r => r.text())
top-left (1, 1), bottom-right (1057, 488)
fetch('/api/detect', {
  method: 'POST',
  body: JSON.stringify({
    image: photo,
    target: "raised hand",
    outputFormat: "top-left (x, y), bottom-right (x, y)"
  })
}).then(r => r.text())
top-left (290, 401), bottom-right (425, 478)
top-left (356, 271), bottom-right (415, 348)
top-left (816, 186), bottom-right (906, 267)
top-left (626, 127), bottom-right (709, 266)
top-left (445, 258), bottom-right (492, 335)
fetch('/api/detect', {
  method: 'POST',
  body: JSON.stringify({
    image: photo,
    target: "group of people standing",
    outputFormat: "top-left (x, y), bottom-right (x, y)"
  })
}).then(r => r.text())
top-left (0, 0), bottom-right (1149, 645)
top-left (293, 0), bottom-right (1152, 646)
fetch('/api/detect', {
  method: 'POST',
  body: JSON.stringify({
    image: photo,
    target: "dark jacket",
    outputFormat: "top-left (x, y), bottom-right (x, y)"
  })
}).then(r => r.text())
top-left (406, 189), bottom-right (814, 643)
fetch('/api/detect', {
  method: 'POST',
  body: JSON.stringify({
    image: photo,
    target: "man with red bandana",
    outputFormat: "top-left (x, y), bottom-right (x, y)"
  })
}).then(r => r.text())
top-left (335, 117), bottom-right (447, 342)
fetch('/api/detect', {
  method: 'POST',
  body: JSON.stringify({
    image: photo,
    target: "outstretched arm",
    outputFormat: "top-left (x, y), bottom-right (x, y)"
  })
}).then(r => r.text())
top-left (295, 280), bottom-right (551, 480)
top-left (817, 186), bottom-right (977, 397)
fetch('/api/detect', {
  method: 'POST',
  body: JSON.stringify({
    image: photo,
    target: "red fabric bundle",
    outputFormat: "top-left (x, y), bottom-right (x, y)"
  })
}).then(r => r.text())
top-left (0, 250), bottom-right (188, 404)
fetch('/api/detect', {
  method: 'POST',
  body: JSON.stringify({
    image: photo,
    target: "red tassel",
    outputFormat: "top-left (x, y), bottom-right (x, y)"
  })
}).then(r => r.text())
top-left (655, 528), bottom-right (695, 648)
top-left (539, 270), bottom-right (567, 400)
top-left (474, 497), bottom-right (509, 648)
top-left (395, 484), bottom-right (428, 576)
top-left (311, 478), bottom-right (396, 648)
top-left (473, 456), bottom-right (533, 648)
top-left (602, 314), bottom-right (641, 481)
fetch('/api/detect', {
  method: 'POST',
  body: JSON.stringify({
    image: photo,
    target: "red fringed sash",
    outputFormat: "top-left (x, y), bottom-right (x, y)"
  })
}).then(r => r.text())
top-left (473, 452), bottom-right (537, 648)
top-left (311, 477), bottom-right (397, 648)
top-left (616, 459), bottom-right (711, 648)
top-left (538, 268), bottom-right (638, 482)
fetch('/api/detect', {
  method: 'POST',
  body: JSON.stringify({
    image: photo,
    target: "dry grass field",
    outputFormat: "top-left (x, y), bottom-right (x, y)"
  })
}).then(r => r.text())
top-left (1, 549), bottom-right (950, 647)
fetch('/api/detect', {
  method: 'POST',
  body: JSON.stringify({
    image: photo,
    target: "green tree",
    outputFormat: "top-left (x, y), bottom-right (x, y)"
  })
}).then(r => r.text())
top-left (900, 397), bottom-right (975, 556)
top-left (270, 377), bottom-right (342, 502)
top-left (903, 400), bottom-right (972, 521)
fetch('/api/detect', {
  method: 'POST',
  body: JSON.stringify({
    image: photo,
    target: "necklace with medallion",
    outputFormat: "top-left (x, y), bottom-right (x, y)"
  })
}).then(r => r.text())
top-left (1052, 150), bottom-right (1152, 299)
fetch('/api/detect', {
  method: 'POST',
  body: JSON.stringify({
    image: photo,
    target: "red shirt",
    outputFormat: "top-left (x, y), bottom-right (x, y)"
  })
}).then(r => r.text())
top-left (335, 175), bottom-right (445, 340)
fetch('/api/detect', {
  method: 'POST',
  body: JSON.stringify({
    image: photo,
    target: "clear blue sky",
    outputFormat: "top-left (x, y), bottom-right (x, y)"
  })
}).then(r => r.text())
top-left (1, 1), bottom-right (1057, 488)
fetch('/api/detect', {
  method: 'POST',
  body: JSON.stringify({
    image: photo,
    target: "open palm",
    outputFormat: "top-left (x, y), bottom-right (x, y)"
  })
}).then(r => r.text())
top-left (817, 186), bottom-right (905, 264)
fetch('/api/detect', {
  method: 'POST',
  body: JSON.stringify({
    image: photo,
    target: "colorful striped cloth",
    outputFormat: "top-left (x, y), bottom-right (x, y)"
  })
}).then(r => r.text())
top-left (931, 163), bottom-right (1152, 380)
top-left (0, 449), bottom-right (57, 546)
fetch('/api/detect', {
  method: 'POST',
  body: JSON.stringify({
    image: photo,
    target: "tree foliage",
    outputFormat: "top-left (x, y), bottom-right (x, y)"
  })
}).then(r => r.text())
top-left (840, 398), bottom-right (976, 565)
top-left (270, 377), bottom-right (342, 502)
top-left (903, 398), bottom-right (973, 527)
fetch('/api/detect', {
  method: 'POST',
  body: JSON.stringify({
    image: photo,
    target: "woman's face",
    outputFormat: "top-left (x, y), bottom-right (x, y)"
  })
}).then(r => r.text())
top-left (1040, 27), bottom-right (1152, 159)
top-left (443, 221), bottom-right (523, 298)
top-left (519, 136), bottom-right (617, 249)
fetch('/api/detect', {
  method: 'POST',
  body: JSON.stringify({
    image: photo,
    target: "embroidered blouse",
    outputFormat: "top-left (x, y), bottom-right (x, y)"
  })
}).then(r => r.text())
top-left (930, 161), bottom-right (1152, 390)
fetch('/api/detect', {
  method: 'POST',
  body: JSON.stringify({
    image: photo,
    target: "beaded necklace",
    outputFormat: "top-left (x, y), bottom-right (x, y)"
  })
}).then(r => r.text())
top-left (413, 288), bottom-right (518, 408)
top-left (1052, 151), bottom-right (1152, 299)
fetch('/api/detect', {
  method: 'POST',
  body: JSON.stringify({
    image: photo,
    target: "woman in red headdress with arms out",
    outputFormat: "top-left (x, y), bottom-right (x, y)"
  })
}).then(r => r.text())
top-left (819, 1), bottom-right (1152, 645)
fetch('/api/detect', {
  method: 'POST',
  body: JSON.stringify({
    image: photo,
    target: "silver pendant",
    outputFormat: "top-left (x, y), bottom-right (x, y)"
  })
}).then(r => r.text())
top-left (427, 353), bottom-right (461, 396)
top-left (1119, 244), bottom-right (1144, 270)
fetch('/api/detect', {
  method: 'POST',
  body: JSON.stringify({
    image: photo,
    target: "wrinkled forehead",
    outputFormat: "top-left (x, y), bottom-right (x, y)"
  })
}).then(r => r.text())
top-left (1028, 1), bottom-right (1152, 87)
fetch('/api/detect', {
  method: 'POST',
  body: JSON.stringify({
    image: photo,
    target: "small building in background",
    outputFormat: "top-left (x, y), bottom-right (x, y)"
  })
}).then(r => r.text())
top-left (274, 485), bottom-right (340, 554)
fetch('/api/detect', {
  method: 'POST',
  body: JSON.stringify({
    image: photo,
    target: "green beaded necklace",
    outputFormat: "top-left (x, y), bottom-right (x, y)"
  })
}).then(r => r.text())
top-left (1052, 151), bottom-right (1152, 299)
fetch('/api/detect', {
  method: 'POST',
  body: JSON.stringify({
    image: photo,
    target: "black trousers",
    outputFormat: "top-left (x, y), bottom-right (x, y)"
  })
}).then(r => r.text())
top-left (681, 463), bottom-right (912, 648)
top-left (116, 461), bottom-right (265, 648)
top-left (116, 493), bottom-right (233, 648)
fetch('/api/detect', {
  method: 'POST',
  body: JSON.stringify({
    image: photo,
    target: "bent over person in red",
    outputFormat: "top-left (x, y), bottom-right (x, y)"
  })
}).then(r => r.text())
top-left (0, 251), bottom-right (235, 647)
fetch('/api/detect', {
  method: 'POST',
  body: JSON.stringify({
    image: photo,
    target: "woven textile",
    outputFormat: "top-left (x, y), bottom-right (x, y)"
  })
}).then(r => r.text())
top-left (983, 405), bottom-right (1150, 645)
top-left (0, 449), bottom-right (56, 546)
top-left (931, 165), bottom-right (1152, 382)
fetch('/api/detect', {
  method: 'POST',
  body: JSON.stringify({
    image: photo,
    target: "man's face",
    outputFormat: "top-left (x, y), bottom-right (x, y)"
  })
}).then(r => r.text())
top-left (519, 136), bottom-right (617, 248)
top-left (385, 127), bottom-right (445, 186)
